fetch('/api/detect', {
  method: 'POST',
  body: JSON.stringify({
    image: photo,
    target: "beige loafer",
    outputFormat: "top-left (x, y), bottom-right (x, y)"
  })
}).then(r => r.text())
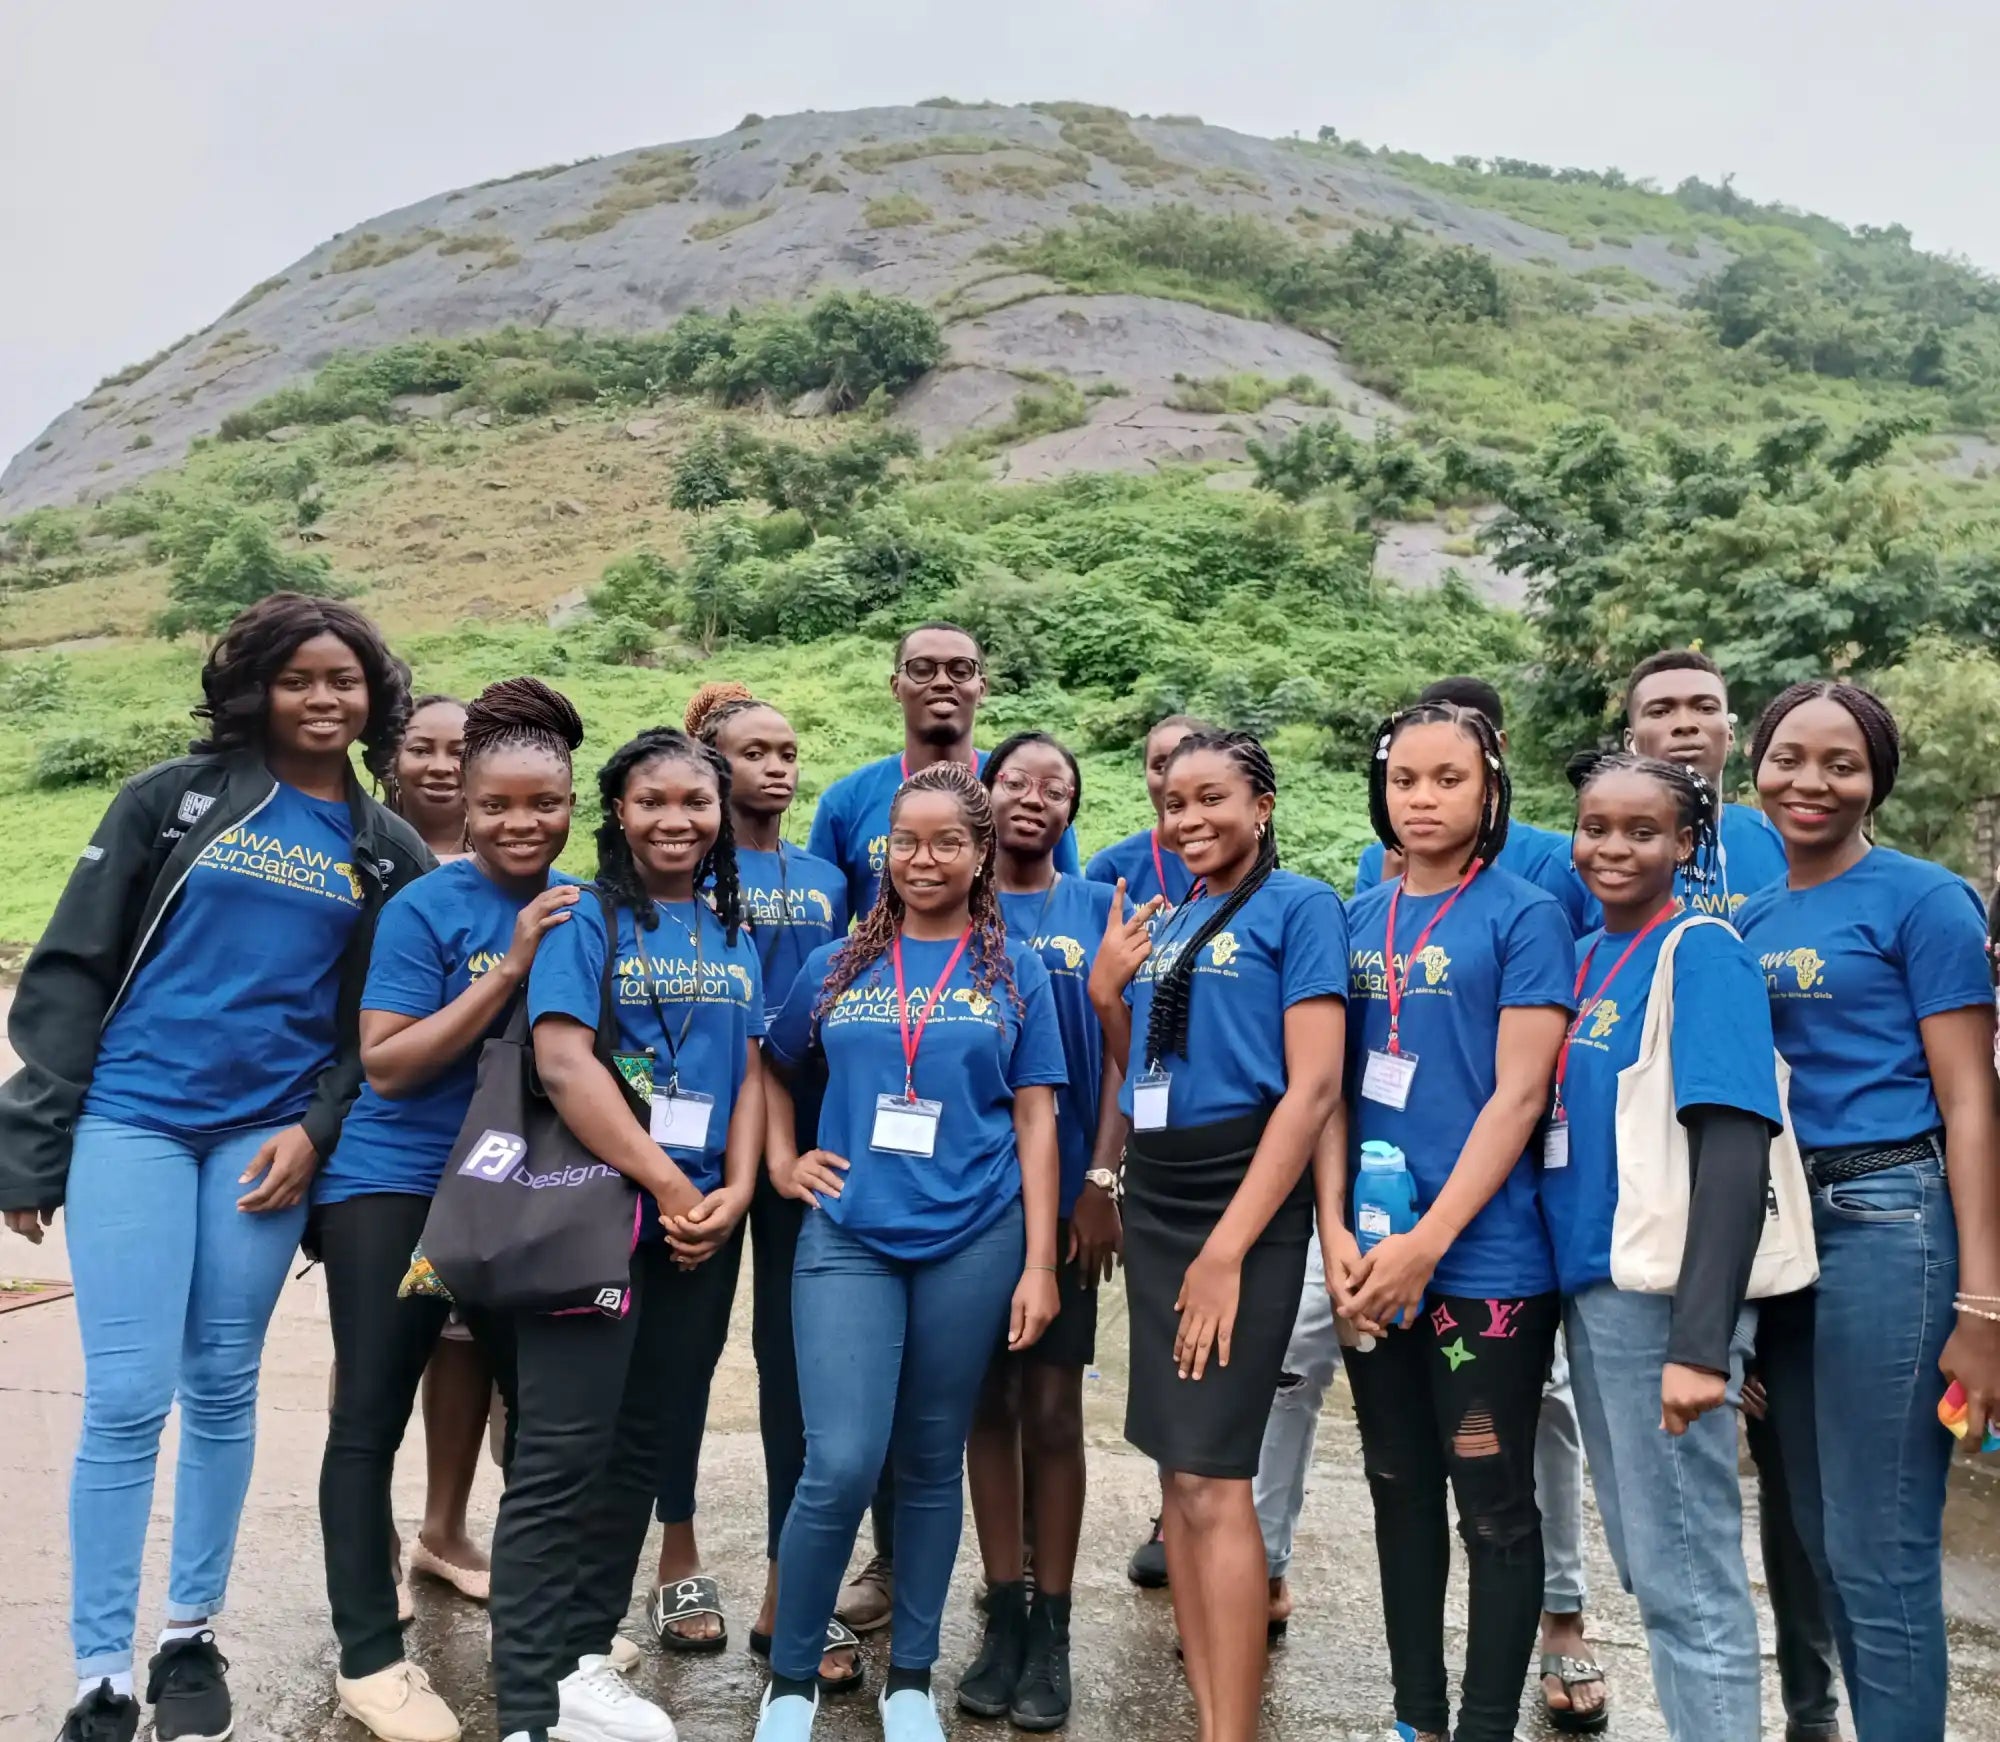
top-left (336, 1662), bottom-right (461, 1742)
top-left (410, 1540), bottom-right (491, 1603)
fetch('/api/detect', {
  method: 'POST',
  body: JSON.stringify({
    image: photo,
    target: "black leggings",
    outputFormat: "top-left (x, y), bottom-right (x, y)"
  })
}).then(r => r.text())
top-left (751, 1165), bottom-right (807, 1560)
top-left (316, 1193), bottom-right (505, 1680)
top-left (489, 1250), bottom-right (669, 1738)
top-left (1343, 1291), bottom-right (1560, 1742)
top-left (652, 1224), bottom-right (745, 1527)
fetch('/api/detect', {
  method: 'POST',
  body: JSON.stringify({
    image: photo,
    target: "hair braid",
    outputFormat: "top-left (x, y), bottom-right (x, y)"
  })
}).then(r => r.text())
top-left (1749, 680), bottom-right (1901, 813)
top-left (1143, 730), bottom-right (1280, 1066)
top-left (685, 680), bottom-right (773, 745)
top-left (464, 677), bottom-right (583, 773)
top-left (1367, 702), bottom-right (1513, 871)
top-left (1566, 749), bottom-right (1722, 882)
top-left (814, 760), bottom-right (1022, 1024)
top-left (593, 727), bottom-right (745, 942)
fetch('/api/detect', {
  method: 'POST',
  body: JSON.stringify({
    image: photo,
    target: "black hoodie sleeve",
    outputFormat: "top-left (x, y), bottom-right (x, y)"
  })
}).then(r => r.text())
top-left (0, 771), bottom-right (177, 1209)
top-left (1666, 1105), bottom-right (1772, 1375)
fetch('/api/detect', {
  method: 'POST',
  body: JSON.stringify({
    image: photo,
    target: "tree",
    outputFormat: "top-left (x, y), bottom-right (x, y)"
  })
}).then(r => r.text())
top-left (1873, 638), bottom-right (2000, 883)
top-left (737, 426), bottom-right (920, 531)
top-left (156, 512), bottom-right (346, 638)
top-left (668, 429), bottom-right (743, 512)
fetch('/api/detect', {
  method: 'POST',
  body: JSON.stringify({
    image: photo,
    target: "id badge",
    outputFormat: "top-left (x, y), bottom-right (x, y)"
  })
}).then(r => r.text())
top-left (873, 1093), bottom-right (942, 1156)
top-left (1543, 1119), bottom-right (1570, 1171)
top-left (1361, 1048), bottom-right (1418, 1110)
top-left (1132, 1066), bottom-right (1172, 1132)
top-left (650, 1088), bottom-right (715, 1151)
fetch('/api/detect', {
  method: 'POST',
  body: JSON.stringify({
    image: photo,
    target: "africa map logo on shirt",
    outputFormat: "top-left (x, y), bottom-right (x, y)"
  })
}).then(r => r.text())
top-left (828, 978), bottom-right (1006, 1028)
top-left (1348, 945), bottom-right (1454, 997)
top-left (955, 986), bottom-right (996, 1017)
top-left (746, 887), bottom-right (836, 927)
top-left (615, 954), bottom-right (753, 1006)
top-left (1587, 1001), bottom-right (1620, 1039)
top-left (1759, 947), bottom-right (1828, 996)
top-left (1209, 932), bottom-right (1240, 967)
top-left (1139, 933), bottom-right (1245, 984)
top-left (198, 824), bottom-right (363, 908)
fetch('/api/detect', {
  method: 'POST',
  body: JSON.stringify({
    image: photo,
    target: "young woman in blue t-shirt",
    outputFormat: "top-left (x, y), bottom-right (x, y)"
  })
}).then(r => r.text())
top-left (1084, 713), bottom-right (1203, 910)
top-left (757, 760), bottom-right (1066, 1742)
top-left (497, 728), bottom-right (767, 1742)
top-left (314, 679), bottom-right (585, 1742)
top-left (0, 596), bottom-right (431, 1742)
top-left (685, 682), bottom-right (859, 1691)
top-left (1337, 702), bottom-right (1574, 1742)
top-left (1549, 752), bottom-right (1783, 1742)
top-left (1737, 681), bottom-right (2000, 1742)
top-left (958, 733), bottom-right (1124, 1730)
top-left (1089, 729), bottom-right (1347, 1742)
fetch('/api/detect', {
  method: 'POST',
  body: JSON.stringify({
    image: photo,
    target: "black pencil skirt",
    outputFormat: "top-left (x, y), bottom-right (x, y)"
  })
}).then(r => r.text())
top-left (1122, 1108), bottom-right (1311, 1479)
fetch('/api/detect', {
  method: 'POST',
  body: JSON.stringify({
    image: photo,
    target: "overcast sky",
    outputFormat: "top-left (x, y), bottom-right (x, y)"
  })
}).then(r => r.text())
top-left (3, 0), bottom-right (1994, 467)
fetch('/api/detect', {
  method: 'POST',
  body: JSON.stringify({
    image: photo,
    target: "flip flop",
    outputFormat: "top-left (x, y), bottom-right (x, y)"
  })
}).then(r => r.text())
top-left (649, 1576), bottom-right (728, 1654)
top-left (749, 1618), bottom-right (865, 1695)
top-left (1540, 1652), bottom-right (1611, 1734)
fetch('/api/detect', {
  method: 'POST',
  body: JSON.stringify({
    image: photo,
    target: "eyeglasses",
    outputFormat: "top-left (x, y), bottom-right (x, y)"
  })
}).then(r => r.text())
top-left (889, 831), bottom-right (971, 863)
top-left (898, 656), bottom-right (983, 685)
top-left (995, 770), bottom-right (1074, 807)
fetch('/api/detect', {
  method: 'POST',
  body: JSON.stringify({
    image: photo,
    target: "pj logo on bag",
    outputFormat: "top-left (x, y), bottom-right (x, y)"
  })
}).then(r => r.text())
top-left (460, 1129), bottom-right (528, 1181)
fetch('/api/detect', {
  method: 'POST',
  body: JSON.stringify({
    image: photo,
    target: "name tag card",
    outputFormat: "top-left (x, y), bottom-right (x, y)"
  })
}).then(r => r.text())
top-left (1361, 1048), bottom-right (1418, 1110)
top-left (1543, 1120), bottom-right (1570, 1171)
top-left (1132, 1066), bottom-right (1172, 1132)
top-left (650, 1089), bottom-right (715, 1152)
top-left (872, 1094), bottom-right (943, 1157)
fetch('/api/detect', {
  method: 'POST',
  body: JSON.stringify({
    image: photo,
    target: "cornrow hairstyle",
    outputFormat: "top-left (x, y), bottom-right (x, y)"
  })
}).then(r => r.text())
top-left (1749, 680), bottom-right (1901, 813)
top-left (190, 592), bottom-right (413, 783)
top-left (1367, 702), bottom-right (1513, 872)
top-left (1566, 750), bottom-right (1721, 884)
top-left (1622, 647), bottom-right (1724, 723)
top-left (684, 679), bottom-right (771, 745)
top-left (815, 761), bottom-right (1022, 1024)
top-left (463, 678), bottom-right (583, 774)
top-left (593, 728), bottom-right (744, 943)
top-left (1417, 675), bottom-right (1505, 731)
top-left (982, 730), bottom-right (1084, 823)
top-left (1143, 730), bottom-right (1280, 1066)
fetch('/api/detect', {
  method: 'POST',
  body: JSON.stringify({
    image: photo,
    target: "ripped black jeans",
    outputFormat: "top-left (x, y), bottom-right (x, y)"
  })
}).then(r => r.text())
top-left (1343, 1291), bottom-right (1560, 1742)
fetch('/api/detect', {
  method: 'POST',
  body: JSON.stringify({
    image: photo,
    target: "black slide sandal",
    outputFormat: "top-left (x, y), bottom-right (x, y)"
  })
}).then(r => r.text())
top-left (649, 1576), bottom-right (728, 1654)
top-left (749, 1618), bottom-right (865, 1695)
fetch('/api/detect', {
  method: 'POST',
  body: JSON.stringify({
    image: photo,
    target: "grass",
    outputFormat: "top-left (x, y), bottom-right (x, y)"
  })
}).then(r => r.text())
top-left (329, 229), bottom-right (446, 273)
top-left (438, 230), bottom-right (514, 256)
top-left (1167, 371), bottom-right (1334, 413)
top-left (689, 206), bottom-right (772, 241)
top-left (1198, 167), bottom-right (1267, 196)
top-left (861, 193), bottom-right (932, 229)
top-left (540, 150), bottom-right (697, 241)
top-left (943, 155), bottom-right (1087, 198)
top-left (222, 276), bottom-right (289, 317)
top-left (1030, 102), bottom-right (1187, 187)
top-left (842, 133), bottom-right (1011, 174)
top-left (953, 380), bottom-right (1091, 456)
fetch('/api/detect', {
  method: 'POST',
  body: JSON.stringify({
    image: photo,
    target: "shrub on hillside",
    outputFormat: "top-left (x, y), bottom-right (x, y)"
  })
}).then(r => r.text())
top-left (0, 656), bottom-right (74, 716)
top-left (1, 507), bottom-right (84, 564)
top-left (33, 719), bottom-right (192, 789)
top-left (156, 514), bottom-right (348, 638)
top-left (589, 550), bottom-right (677, 625)
top-left (669, 429), bottom-right (745, 511)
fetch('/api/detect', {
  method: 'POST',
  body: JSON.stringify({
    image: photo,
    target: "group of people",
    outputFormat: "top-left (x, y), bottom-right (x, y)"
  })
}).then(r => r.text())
top-left (1, 590), bottom-right (1995, 1742)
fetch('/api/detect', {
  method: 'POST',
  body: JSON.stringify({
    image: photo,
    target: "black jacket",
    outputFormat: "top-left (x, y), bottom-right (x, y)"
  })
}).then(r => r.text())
top-left (0, 750), bottom-right (434, 1211)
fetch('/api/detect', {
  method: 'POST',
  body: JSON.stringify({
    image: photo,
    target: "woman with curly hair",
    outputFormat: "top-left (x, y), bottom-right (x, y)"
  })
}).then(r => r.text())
top-left (755, 762), bottom-right (1066, 1742)
top-left (0, 593), bottom-right (432, 1742)
top-left (492, 727), bottom-right (766, 1742)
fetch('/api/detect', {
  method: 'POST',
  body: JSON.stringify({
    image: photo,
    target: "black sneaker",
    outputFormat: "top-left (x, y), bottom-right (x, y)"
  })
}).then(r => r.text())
top-left (57, 1682), bottom-right (139, 1742)
top-left (1126, 1516), bottom-right (1169, 1589)
top-left (1009, 1593), bottom-right (1072, 1732)
top-left (955, 1579), bottom-right (1028, 1718)
top-left (144, 1633), bottom-right (232, 1742)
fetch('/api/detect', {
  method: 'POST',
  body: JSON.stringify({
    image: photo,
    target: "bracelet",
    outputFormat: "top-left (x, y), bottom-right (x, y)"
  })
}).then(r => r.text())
top-left (1955, 1302), bottom-right (2000, 1323)
top-left (1026, 1263), bottom-right (1058, 1274)
top-left (1956, 1292), bottom-right (2000, 1305)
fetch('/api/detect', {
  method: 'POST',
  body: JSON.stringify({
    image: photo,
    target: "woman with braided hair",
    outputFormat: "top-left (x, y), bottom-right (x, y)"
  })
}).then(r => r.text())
top-left (496, 726), bottom-right (767, 1742)
top-left (1737, 681), bottom-right (2000, 1742)
top-left (683, 682), bottom-right (858, 1692)
top-left (1086, 729), bottom-right (1347, 1742)
top-left (757, 761), bottom-right (1065, 1742)
top-left (313, 676), bottom-right (586, 1742)
top-left (1547, 752), bottom-right (1785, 1741)
top-left (1337, 702), bottom-right (1574, 1742)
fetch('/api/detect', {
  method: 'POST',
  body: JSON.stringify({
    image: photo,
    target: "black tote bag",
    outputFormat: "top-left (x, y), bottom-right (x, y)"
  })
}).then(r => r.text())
top-left (417, 888), bottom-right (644, 1316)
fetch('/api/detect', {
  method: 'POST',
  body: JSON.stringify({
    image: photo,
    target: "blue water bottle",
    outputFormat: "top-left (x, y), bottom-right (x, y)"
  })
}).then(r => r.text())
top-left (1355, 1139), bottom-right (1421, 1330)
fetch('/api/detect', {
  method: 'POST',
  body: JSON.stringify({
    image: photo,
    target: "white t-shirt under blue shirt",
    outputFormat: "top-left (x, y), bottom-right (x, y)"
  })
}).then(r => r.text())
top-left (1737, 847), bottom-right (1991, 1151)
top-left (1345, 865), bottom-right (1575, 1299)
top-left (1121, 869), bottom-right (1348, 1129)
top-left (87, 782), bottom-right (364, 1138)
top-left (765, 932), bottom-right (1068, 1262)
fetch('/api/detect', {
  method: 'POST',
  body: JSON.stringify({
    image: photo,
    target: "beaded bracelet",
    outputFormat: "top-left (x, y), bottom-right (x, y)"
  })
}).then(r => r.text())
top-left (1956, 1292), bottom-right (2000, 1305)
top-left (1955, 1302), bottom-right (2000, 1323)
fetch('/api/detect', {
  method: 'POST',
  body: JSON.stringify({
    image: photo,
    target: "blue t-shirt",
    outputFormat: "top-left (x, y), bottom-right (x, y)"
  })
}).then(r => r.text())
top-left (1542, 918), bottom-right (1784, 1294)
top-left (528, 895), bottom-right (764, 1210)
top-left (88, 783), bottom-right (365, 1138)
top-left (1345, 866), bottom-right (1574, 1297)
top-left (1357, 821), bottom-right (1599, 936)
top-left (1678, 804), bottom-right (1789, 921)
top-left (317, 861), bottom-right (583, 1206)
top-left (1000, 876), bottom-right (1118, 1215)
top-left (737, 844), bottom-right (849, 1019)
top-left (1085, 827), bottom-right (1196, 909)
top-left (806, 751), bottom-right (1081, 917)
top-left (765, 933), bottom-right (1067, 1262)
top-left (1737, 847), bottom-right (1991, 1150)
top-left (1122, 869), bottom-right (1348, 1128)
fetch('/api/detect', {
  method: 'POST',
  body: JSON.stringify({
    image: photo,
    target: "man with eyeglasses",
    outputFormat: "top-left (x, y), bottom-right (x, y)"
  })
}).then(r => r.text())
top-left (804, 622), bottom-right (1079, 1638)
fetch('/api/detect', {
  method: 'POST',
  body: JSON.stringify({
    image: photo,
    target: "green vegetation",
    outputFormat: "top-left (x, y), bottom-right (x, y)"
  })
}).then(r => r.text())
top-left (1167, 371), bottom-right (1333, 414)
top-left (1030, 102), bottom-right (1186, 188)
top-left (438, 230), bottom-right (513, 256)
top-left (843, 133), bottom-right (1009, 174)
top-left (328, 229), bottom-right (446, 273)
top-left (540, 150), bottom-right (697, 241)
top-left (861, 193), bottom-right (933, 229)
top-left (689, 205), bottom-right (772, 241)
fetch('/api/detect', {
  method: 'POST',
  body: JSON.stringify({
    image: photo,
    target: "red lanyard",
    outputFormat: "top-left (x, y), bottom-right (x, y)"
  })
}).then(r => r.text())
top-left (1151, 828), bottom-right (1170, 904)
top-left (891, 928), bottom-right (973, 1101)
top-left (1383, 860), bottom-right (1483, 1056)
top-left (1553, 903), bottom-right (1677, 1110)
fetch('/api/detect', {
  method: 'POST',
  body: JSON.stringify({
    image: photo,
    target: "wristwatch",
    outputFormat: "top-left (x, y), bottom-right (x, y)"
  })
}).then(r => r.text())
top-left (1083, 1167), bottom-right (1123, 1199)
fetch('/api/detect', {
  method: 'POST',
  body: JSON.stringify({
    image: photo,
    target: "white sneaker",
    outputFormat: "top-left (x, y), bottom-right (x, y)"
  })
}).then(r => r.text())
top-left (552, 1655), bottom-right (676, 1742)
top-left (335, 1662), bottom-right (461, 1742)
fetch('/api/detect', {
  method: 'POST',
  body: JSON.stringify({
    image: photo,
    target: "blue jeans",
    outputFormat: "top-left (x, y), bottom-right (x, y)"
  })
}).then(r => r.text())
top-left (65, 1115), bottom-right (308, 1679)
top-left (1566, 1286), bottom-right (1759, 1741)
top-left (1761, 1153), bottom-right (1958, 1742)
top-left (771, 1200), bottom-right (1023, 1680)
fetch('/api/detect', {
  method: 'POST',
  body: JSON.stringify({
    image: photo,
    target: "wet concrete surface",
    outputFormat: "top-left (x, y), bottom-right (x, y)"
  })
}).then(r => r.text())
top-left (6, 1254), bottom-right (2000, 1742)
